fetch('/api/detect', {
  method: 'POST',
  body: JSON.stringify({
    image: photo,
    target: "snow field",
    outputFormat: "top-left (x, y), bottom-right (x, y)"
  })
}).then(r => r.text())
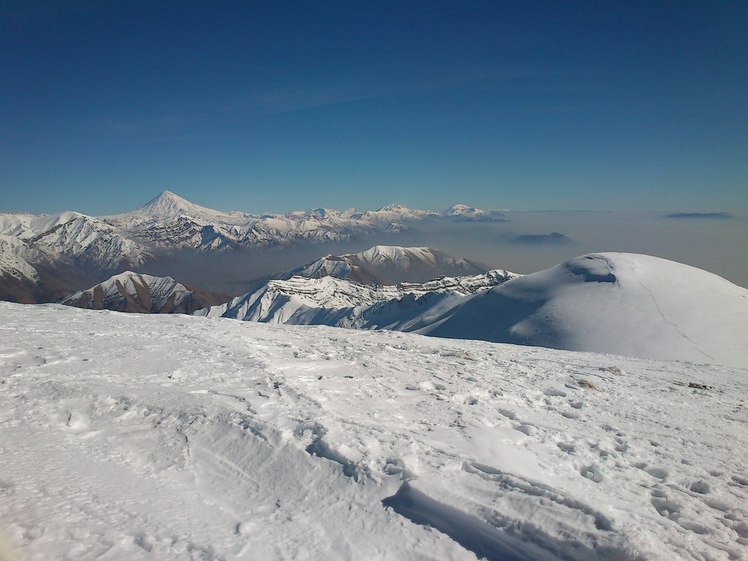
top-left (0, 302), bottom-right (746, 560)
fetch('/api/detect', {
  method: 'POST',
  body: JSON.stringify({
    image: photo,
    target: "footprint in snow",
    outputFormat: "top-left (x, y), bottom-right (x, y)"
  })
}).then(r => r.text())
top-left (557, 442), bottom-right (576, 454)
top-left (580, 464), bottom-right (604, 483)
top-left (636, 463), bottom-right (669, 481)
top-left (689, 480), bottom-right (711, 495)
top-left (651, 493), bottom-right (682, 520)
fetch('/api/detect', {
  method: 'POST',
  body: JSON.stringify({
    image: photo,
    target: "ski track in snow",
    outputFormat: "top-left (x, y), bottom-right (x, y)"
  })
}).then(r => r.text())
top-left (0, 302), bottom-right (747, 561)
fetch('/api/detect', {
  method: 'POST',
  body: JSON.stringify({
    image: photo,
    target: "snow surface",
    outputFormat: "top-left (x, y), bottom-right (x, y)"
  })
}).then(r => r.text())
top-left (1, 301), bottom-right (746, 561)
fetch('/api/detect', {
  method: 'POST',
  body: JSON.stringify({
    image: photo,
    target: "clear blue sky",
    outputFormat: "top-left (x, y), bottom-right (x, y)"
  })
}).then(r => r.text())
top-left (2, 1), bottom-right (746, 215)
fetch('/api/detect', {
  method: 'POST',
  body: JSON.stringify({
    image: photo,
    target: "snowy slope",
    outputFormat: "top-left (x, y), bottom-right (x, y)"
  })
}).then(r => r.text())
top-left (283, 245), bottom-right (488, 284)
top-left (0, 301), bottom-right (746, 561)
top-left (60, 271), bottom-right (196, 314)
top-left (0, 236), bottom-right (39, 283)
top-left (421, 253), bottom-right (748, 368)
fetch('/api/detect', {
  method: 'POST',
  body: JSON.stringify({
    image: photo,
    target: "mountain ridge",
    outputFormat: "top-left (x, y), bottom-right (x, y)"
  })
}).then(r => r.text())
top-left (282, 245), bottom-right (488, 285)
top-left (202, 252), bottom-right (748, 368)
top-left (61, 270), bottom-right (226, 314)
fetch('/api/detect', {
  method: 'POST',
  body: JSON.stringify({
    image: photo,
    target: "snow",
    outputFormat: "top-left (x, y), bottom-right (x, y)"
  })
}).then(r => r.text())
top-left (0, 211), bottom-right (84, 240)
top-left (103, 192), bottom-right (449, 252)
top-left (442, 204), bottom-right (506, 221)
top-left (1, 301), bottom-right (746, 561)
top-left (422, 253), bottom-right (748, 368)
top-left (0, 236), bottom-right (39, 283)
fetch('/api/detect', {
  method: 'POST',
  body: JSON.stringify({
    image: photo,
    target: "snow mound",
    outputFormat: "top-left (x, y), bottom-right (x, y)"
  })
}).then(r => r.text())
top-left (424, 253), bottom-right (748, 367)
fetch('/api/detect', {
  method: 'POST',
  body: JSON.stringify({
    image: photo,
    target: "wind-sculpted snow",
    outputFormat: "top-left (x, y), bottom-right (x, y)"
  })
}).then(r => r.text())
top-left (0, 302), bottom-right (746, 560)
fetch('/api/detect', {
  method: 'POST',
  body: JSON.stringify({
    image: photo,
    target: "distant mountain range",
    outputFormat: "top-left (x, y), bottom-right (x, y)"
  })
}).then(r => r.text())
top-left (0, 191), bottom-right (505, 303)
top-left (8, 194), bottom-right (746, 368)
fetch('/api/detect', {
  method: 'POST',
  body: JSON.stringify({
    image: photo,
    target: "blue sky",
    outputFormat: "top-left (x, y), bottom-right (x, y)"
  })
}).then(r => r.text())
top-left (2, 1), bottom-right (747, 215)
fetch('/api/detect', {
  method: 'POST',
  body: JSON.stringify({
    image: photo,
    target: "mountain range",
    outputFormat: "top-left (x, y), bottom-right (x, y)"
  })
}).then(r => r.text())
top-left (4, 192), bottom-right (747, 368)
top-left (280, 245), bottom-right (487, 284)
top-left (61, 245), bottom-right (486, 315)
top-left (0, 191), bottom-right (503, 303)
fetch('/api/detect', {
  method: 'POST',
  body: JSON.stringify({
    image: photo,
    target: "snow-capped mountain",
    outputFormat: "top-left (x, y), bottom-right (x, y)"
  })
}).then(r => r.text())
top-left (2, 301), bottom-right (745, 561)
top-left (206, 253), bottom-right (748, 368)
top-left (0, 210), bottom-right (152, 272)
top-left (442, 203), bottom-right (507, 221)
top-left (102, 192), bottom-right (441, 253)
top-left (0, 210), bottom-right (153, 303)
top-left (2, 191), bottom-right (500, 303)
top-left (106, 190), bottom-right (256, 228)
top-left (60, 271), bottom-right (221, 314)
top-left (197, 268), bottom-right (517, 324)
top-left (283, 245), bottom-right (487, 284)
